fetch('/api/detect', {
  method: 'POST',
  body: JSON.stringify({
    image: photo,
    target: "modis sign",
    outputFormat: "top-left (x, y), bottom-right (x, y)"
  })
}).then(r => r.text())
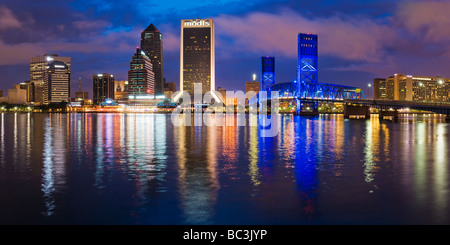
top-left (183, 19), bottom-right (210, 27)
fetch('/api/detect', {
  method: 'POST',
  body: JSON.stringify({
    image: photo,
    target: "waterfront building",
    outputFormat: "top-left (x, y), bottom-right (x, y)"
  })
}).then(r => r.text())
top-left (297, 33), bottom-right (318, 84)
top-left (93, 73), bottom-right (115, 105)
top-left (43, 61), bottom-right (71, 104)
top-left (74, 91), bottom-right (89, 102)
top-left (30, 54), bottom-right (71, 104)
top-left (217, 87), bottom-right (226, 104)
top-left (245, 81), bottom-right (260, 105)
top-left (128, 47), bottom-right (155, 96)
top-left (114, 80), bottom-right (129, 100)
top-left (373, 74), bottom-right (450, 102)
top-left (19, 81), bottom-right (33, 103)
top-left (1, 84), bottom-right (27, 104)
top-left (261, 57), bottom-right (275, 91)
top-left (180, 18), bottom-right (220, 102)
top-left (164, 82), bottom-right (177, 99)
top-left (141, 23), bottom-right (164, 96)
top-left (74, 77), bottom-right (89, 103)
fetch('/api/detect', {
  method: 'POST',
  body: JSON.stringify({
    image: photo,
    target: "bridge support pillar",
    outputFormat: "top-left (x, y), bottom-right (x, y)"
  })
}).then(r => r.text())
top-left (445, 115), bottom-right (450, 122)
top-left (379, 109), bottom-right (399, 120)
top-left (343, 104), bottom-right (370, 119)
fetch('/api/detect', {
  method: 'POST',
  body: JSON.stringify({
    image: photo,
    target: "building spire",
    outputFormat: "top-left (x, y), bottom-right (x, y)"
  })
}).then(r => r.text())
top-left (143, 23), bottom-right (159, 33)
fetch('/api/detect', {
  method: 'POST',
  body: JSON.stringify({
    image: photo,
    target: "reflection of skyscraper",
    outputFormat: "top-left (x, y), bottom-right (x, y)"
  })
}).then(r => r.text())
top-left (30, 54), bottom-right (71, 104)
top-left (93, 73), bottom-right (115, 105)
top-left (261, 57), bottom-right (275, 91)
top-left (43, 61), bottom-right (71, 104)
top-left (180, 19), bottom-right (215, 96)
top-left (128, 47), bottom-right (155, 96)
top-left (141, 23), bottom-right (164, 96)
top-left (297, 33), bottom-right (318, 84)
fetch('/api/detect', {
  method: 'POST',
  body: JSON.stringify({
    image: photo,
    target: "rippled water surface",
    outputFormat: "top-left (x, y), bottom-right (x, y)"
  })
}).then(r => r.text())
top-left (0, 113), bottom-right (449, 225)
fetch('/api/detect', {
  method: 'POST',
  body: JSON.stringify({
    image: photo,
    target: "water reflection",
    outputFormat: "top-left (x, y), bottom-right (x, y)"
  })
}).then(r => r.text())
top-left (176, 115), bottom-right (219, 224)
top-left (41, 114), bottom-right (67, 216)
top-left (433, 124), bottom-right (448, 223)
top-left (1, 113), bottom-right (450, 224)
top-left (248, 115), bottom-right (261, 187)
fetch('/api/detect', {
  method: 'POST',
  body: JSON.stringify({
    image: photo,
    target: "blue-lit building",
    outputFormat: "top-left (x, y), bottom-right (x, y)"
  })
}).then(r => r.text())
top-left (261, 56), bottom-right (275, 91)
top-left (297, 33), bottom-right (318, 84)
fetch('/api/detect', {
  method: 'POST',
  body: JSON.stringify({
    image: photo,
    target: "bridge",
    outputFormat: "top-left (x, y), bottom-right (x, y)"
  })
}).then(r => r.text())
top-left (249, 80), bottom-right (450, 120)
top-left (248, 32), bottom-right (450, 120)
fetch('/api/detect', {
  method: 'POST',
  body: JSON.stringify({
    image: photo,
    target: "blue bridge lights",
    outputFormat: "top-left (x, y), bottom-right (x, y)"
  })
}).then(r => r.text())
top-left (249, 33), bottom-right (366, 110)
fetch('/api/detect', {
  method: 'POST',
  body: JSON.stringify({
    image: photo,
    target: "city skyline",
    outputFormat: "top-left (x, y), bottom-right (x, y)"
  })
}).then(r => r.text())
top-left (1, 0), bottom-right (450, 97)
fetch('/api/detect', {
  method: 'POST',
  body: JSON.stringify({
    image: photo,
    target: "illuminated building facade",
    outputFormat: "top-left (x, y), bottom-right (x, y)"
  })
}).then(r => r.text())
top-left (114, 80), bottom-right (128, 100)
top-left (141, 23), bottom-right (164, 96)
top-left (373, 74), bottom-right (450, 102)
top-left (217, 87), bottom-right (226, 104)
top-left (297, 33), bottom-right (318, 84)
top-left (245, 81), bottom-right (260, 105)
top-left (43, 61), bottom-right (71, 104)
top-left (74, 91), bottom-right (89, 102)
top-left (93, 73), bottom-right (115, 105)
top-left (30, 54), bottom-right (71, 104)
top-left (261, 56), bottom-right (275, 91)
top-left (180, 19), bottom-right (215, 97)
top-left (128, 47), bottom-right (155, 96)
top-left (373, 78), bottom-right (387, 100)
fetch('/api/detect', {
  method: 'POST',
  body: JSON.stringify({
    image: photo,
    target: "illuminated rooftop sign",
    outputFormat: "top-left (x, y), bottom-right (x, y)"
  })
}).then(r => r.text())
top-left (183, 19), bottom-right (211, 27)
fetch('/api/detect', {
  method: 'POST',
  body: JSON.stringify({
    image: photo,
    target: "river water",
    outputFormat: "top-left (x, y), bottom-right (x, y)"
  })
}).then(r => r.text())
top-left (0, 112), bottom-right (449, 225)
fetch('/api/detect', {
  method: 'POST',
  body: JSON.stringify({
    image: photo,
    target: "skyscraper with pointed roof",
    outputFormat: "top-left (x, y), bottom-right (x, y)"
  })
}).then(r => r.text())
top-left (141, 23), bottom-right (164, 96)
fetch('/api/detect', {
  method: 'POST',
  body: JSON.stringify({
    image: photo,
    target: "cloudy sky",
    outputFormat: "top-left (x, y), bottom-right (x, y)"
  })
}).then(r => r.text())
top-left (0, 0), bottom-right (449, 96)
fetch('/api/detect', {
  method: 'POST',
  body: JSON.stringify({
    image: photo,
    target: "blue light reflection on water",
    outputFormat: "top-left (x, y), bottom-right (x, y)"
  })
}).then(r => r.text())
top-left (0, 113), bottom-right (449, 225)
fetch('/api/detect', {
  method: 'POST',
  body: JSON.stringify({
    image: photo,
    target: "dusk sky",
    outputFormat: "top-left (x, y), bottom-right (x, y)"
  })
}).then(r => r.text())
top-left (0, 0), bottom-right (449, 97)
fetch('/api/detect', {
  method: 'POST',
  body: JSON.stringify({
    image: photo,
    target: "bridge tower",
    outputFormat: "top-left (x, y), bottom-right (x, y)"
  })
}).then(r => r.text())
top-left (297, 33), bottom-right (318, 85)
top-left (261, 56), bottom-right (275, 91)
top-left (296, 33), bottom-right (319, 115)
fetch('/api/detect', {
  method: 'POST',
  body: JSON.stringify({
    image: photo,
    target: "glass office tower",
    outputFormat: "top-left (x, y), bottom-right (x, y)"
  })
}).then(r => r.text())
top-left (180, 19), bottom-right (215, 97)
top-left (141, 23), bottom-right (164, 96)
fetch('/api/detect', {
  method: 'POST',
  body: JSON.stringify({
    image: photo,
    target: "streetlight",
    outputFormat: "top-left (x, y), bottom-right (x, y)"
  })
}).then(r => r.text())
top-left (368, 83), bottom-right (372, 99)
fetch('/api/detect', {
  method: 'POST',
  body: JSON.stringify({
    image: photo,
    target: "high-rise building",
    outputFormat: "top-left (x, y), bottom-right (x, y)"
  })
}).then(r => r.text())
top-left (43, 61), bottom-right (71, 104)
top-left (128, 47), bottom-right (154, 96)
top-left (141, 23), bottom-right (164, 96)
top-left (30, 54), bottom-right (71, 104)
top-left (297, 33), bottom-right (318, 84)
top-left (373, 78), bottom-right (387, 100)
top-left (93, 73), bottom-right (115, 105)
top-left (373, 74), bottom-right (450, 102)
top-left (180, 19), bottom-right (215, 97)
top-left (261, 56), bottom-right (275, 91)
